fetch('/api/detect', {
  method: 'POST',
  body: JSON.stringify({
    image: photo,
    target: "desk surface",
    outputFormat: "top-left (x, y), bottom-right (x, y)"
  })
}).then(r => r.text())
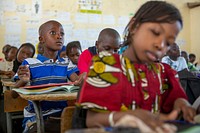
top-left (66, 128), bottom-right (109, 133)
top-left (18, 91), bottom-right (77, 101)
top-left (1, 79), bottom-right (15, 87)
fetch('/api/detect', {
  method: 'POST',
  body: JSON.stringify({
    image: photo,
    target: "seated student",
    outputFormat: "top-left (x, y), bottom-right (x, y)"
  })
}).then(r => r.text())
top-left (161, 43), bottom-right (188, 72)
top-left (1, 44), bottom-right (11, 61)
top-left (181, 51), bottom-right (199, 72)
top-left (58, 45), bottom-right (67, 58)
top-left (14, 20), bottom-right (84, 132)
top-left (73, 1), bottom-right (196, 132)
top-left (66, 41), bottom-right (82, 65)
top-left (12, 43), bottom-right (35, 74)
top-left (189, 53), bottom-right (197, 66)
top-left (0, 46), bottom-right (18, 78)
top-left (78, 28), bottom-right (121, 74)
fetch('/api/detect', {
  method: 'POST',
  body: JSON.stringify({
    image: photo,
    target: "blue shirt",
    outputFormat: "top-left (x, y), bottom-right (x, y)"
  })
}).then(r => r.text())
top-left (18, 54), bottom-right (79, 127)
top-left (22, 54), bottom-right (78, 85)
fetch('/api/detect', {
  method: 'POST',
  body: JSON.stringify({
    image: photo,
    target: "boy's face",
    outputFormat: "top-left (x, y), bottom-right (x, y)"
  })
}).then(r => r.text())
top-left (40, 22), bottom-right (64, 52)
top-left (96, 35), bottom-right (120, 54)
top-left (189, 57), bottom-right (196, 63)
top-left (7, 48), bottom-right (17, 61)
top-left (167, 44), bottom-right (181, 59)
top-left (129, 21), bottom-right (182, 63)
top-left (67, 47), bottom-right (81, 65)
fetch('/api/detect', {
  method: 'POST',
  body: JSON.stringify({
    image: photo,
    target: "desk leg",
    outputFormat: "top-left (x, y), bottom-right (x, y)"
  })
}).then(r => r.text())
top-left (6, 112), bottom-right (12, 133)
top-left (32, 101), bottom-right (44, 133)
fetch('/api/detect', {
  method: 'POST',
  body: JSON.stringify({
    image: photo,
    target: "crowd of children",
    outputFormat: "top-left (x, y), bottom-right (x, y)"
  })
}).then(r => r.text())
top-left (0, 1), bottom-right (200, 133)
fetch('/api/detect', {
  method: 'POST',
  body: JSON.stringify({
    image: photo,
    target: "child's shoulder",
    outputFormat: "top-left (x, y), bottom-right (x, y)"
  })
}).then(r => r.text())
top-left (23, 58), bottom-right (42, 65)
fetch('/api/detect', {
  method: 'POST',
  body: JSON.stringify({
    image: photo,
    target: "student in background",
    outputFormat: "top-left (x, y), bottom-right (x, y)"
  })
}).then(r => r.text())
top-left (6, 46), bottom-right (18, 62)
top-left (74, 1), bottom-right (195, 132)
top-left (189, 53), bottom-right (197, 66)
top-left (161, 43), bottom-right (188, 72)
top-left (181, 51), bottom-right (199, 72)
top-left (0, 46), bottom-right (17, 78)
top-left (66, 41), bottom-right (82, 65)
top-left (58, 45), bottom-right (67, 58)
top-left (1, 44), bottom-right (11, 61)
top-left (14, 20), bottom-right (83, 133)
top-left (78, 28), bottom-right (121, 74)
top-left (12, 43), bottom-right (35, 74)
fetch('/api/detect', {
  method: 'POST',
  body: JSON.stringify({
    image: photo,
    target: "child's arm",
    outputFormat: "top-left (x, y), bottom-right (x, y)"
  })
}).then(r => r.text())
top-left (86, 109), bottom-right (178, 132)
top-left (0, 70), bottom-right (15, 78)
top-left (69, 72), bottom-right (85, 86)
top-left (173, 98), bottom-right (196, 122)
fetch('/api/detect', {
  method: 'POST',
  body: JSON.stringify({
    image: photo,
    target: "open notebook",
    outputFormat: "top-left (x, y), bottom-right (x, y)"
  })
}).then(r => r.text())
top-left (12, 83), bottom-right (80, 95)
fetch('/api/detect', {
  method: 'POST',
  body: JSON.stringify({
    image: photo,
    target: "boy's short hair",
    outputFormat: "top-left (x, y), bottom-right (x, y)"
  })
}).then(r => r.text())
top-left (189, 53), bottom-right (196, 59)
top-left (39, 20), bottom-right (62, 36)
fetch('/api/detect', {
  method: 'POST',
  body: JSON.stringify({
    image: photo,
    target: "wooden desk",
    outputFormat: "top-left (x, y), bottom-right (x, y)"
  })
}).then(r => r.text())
top-left (1, 79), bottom-right (23, 133)
top-left (17, 92), bottom-right (77, 133)
top-left (1, 78), bottom-right (15, 91)
top-left (4, 90), bottom-right (28, 133)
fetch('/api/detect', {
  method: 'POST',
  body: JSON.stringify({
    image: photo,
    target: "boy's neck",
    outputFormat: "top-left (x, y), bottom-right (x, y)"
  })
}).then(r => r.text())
top-left (43, 51), bottom-right (58, 61)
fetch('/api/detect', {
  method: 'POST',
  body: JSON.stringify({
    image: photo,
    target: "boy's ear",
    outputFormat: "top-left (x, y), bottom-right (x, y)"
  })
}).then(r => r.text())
top-left (39, 36), bottom-right (44, 43)
top-left (95, 41), bottom-right (98, 47)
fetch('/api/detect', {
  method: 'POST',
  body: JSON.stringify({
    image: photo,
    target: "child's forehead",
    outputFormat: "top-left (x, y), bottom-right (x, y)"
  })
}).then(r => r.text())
top-left (40, 21), bottom-right (63, 34)
top-left (44, 22), bottom-right (63, 30)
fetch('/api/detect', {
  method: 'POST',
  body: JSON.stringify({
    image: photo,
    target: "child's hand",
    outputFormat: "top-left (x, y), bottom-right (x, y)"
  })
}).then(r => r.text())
top-left (4, 71), bottom-right (15, 78)
top-left (74, 72), bottom-right (86, 86)
top-left (180, 105), bottom-right (196, 123)
top-left (120, 109), bottom-right (178, 133)
top-left (174, 98), bottom-right (196, 123)
top-left (17, 65), bottom-right (30, 82)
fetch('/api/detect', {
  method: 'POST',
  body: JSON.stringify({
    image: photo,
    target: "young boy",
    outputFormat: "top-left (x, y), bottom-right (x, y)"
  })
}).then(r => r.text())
top-left (161, 43), bottom-right (188, 72)
top-left (0, 46), bottom-right (17, 78)
top-left (78, 28), bottom-right (121, 74)
top-left (15, 20), bottom-right (83, 132)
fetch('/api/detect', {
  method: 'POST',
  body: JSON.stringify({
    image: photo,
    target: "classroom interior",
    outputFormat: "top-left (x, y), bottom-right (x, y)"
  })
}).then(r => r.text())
top-left (0, 0), bottom-right (200, 60)
top-left (0, 0), bottom-right (200, 133)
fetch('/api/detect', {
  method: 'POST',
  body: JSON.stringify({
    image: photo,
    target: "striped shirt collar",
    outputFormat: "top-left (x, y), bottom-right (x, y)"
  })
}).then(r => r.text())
top-left (37, 54), bottom-right (65, 63)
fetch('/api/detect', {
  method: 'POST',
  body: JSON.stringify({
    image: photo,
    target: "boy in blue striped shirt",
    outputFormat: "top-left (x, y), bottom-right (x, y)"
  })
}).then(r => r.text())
top-left (15, 20), bottom-right (83, 132)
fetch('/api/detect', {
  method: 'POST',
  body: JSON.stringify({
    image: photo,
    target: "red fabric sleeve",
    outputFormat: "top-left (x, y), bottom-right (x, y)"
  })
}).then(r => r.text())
top-left (78, 49), bottom-right (93, 74)
top-left (160, 63), bottom-right (188, 113)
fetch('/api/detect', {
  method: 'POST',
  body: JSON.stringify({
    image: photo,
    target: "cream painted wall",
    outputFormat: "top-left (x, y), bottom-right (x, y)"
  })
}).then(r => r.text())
top-left (0, 0), bottom-right (199, 61)
top-left (190, 6), bottom-right (200, 64)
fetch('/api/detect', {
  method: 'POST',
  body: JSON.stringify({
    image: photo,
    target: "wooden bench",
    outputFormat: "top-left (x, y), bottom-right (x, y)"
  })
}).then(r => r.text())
top-left (4, 90), bottom-right (28, 133)
top-left (61, 106), bottom-right (75, 133)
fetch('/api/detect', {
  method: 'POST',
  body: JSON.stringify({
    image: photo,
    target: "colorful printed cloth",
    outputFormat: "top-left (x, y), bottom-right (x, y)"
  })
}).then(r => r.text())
top-left (78, 52), bottom-right (187, 113)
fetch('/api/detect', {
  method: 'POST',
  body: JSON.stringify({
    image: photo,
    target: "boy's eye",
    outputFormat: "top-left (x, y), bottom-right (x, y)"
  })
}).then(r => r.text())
top-left (60, 32), bottom-right (65, 36)
top-left (50, 31), bottom-right (56, 35)
top-left (151, 30), bottom-right (160, 36)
